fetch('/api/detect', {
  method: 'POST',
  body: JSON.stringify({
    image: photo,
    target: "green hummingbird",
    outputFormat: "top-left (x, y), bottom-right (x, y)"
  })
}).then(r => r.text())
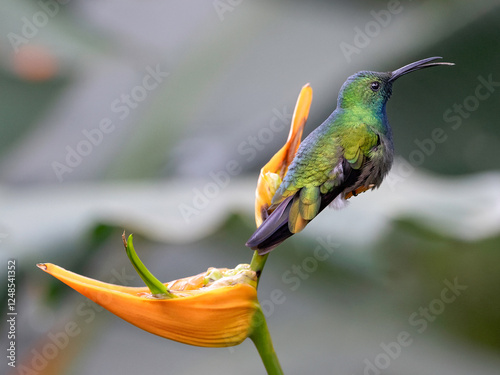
top-left (246, 56), bottom-right (454, 255)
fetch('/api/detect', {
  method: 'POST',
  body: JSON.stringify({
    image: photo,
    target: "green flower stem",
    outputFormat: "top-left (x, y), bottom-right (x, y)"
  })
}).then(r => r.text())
top-left (250, 307), bottom-right (283, 375)
top-left (122, 233), bottom-right (175, 298)
top-left (250, 251), bottom-right (269, 288)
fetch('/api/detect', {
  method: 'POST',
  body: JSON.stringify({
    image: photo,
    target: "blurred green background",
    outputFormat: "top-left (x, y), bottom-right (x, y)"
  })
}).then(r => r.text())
top-left (1, 0), bottom-right (500, 374)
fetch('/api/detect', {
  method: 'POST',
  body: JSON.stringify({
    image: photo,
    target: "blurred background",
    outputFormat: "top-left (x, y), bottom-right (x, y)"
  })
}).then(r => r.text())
top-left (1, 0), bottom-right (500, 374)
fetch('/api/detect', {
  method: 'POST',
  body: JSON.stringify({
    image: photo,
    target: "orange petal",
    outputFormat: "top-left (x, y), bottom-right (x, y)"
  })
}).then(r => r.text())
top-left (38, 263), bottom-right (259, 347)
top-left (254, 84), bottom-right (313, 226)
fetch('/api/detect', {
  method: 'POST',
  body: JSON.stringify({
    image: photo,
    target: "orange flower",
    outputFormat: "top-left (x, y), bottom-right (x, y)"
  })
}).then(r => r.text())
top-left (254, 84), bottom-right (313, 227)
top-left (38, 236), bottom-right (259, 348)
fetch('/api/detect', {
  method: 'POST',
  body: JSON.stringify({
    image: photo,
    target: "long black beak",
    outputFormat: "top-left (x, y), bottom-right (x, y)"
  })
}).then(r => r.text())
top-left (389, 56), bottom-right (454, 82)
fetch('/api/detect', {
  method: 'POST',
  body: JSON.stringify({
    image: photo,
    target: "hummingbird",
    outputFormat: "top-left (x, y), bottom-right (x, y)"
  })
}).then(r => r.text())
top-left (246, 56), bottom-right (454, 255)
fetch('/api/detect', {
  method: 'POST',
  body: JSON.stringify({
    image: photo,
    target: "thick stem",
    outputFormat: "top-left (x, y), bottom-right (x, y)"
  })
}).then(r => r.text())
top-left (250, 251), bottom-right (269, 288)
top-left (250, 308), bottom-right (284, 375)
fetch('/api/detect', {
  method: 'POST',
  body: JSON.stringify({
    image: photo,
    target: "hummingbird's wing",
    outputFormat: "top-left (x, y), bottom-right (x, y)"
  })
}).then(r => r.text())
top-left (246, 123), bottom-right (380, 254)
top-left (246, 158), bottom-right (361, 253)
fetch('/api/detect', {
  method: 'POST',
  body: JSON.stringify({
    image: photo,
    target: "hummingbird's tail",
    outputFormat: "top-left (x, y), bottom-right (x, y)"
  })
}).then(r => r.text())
top-left (246, 165), bottom-right (361, 254)
top-left (246, 196), bottom-right (295, 254)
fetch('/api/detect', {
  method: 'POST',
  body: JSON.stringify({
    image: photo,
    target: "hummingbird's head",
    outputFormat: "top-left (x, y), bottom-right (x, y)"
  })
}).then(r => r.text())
top-left (337, 71), bottom-right (393, 111)
top-left (337, 57), bottom-right (454, 111)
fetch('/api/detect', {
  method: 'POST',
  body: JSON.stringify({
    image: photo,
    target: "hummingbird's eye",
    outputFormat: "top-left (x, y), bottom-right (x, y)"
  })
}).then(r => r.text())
top-left (370, 81), bottom-right (380, 92)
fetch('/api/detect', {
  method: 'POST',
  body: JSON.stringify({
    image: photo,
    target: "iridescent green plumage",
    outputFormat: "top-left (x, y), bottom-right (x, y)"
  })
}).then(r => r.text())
top-left (247, 57), bottom-right (454, 254)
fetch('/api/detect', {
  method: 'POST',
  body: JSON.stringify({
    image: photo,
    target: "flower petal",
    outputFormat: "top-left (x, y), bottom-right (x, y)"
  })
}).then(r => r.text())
top-left (37, 263), bottom-right (259, 347)
top-left (254, 83), bottom-right (313, 226)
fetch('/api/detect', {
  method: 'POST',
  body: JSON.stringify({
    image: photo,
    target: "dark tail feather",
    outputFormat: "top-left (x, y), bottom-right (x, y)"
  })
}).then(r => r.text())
top-left (246, 221), bottom-right (293, 255)
top-left (247, 183), bottom-right (346, 255)
top-left (252, 224), bottom-right (293, 255)
top-left (246, 196), bottom-right (294, 254)
top-left (246, 161), bottom-right (362, 254)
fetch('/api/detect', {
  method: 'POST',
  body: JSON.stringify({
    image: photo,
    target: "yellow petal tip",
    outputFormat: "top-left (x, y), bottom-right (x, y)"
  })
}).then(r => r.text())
top-left (37, 263), bottom-right (48, 271)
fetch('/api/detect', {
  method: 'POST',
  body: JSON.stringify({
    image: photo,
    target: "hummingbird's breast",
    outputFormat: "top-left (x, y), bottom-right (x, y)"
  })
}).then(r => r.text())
top-left (353, 123), bottom-right (394, 192)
